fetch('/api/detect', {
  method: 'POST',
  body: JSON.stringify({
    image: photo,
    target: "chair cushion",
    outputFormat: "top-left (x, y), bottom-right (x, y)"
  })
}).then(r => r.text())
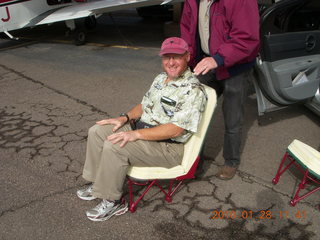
top-left (287, 139), bottom-right (320, 179)
top-left (127, 165), bottom-right (185, 180)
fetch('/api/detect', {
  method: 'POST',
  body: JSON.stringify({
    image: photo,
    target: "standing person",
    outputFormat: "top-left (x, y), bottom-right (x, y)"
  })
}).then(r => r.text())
top-left (180, 0), bottom-right (260, 180)
top-left (77, 37), bottom-right (207, 221)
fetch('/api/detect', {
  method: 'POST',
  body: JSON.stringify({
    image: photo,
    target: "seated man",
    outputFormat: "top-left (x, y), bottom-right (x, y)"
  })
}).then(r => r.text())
top-left (77, 37), bottom-right (207, 221)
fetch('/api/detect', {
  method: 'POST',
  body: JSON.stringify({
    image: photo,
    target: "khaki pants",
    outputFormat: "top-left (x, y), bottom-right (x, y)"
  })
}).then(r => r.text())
top-left (82, 124), bottom-right (184, 201)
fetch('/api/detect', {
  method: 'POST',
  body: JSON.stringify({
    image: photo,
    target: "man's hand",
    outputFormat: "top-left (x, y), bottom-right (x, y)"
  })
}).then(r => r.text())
top-left (193, 57), bottom-right (218, 76)
top-left (107, 131), bottom-right (139, 148)
top-left (96, 117), bottom-right (126, 132)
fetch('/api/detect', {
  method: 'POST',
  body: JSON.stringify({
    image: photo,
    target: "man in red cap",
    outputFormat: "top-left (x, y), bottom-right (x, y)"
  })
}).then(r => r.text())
top-left (77, 37), bottom-right (207, 221)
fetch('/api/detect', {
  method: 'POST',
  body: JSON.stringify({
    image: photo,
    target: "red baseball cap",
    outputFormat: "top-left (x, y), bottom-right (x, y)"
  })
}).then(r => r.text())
top-left (159, 37), bottom-right (189, 56)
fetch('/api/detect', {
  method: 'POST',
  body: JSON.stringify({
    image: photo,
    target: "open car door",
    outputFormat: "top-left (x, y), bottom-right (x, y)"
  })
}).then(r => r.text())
top-left (253, 0), bottom-right (320, 116)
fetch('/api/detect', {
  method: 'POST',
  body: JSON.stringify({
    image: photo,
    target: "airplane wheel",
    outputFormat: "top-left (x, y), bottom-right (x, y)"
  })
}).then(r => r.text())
top-left (73, 29), bottom-right (86, 45)
top-left (84, 16), bottom-right (97, 30)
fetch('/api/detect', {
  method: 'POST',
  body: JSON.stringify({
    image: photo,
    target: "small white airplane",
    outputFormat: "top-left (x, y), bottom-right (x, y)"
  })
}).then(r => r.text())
top-left (0, 0), bottom-right (174, 45)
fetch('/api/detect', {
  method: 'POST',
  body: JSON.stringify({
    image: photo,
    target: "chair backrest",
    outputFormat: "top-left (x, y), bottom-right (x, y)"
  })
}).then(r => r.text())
top-left (181, 84), bottom-right (217, 172)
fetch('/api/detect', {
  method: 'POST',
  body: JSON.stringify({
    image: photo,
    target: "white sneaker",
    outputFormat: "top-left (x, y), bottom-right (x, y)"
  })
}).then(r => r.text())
top-left (77, 184), bottom-right (97, 201)
top-left (86, 199), bottom-right (128, 222)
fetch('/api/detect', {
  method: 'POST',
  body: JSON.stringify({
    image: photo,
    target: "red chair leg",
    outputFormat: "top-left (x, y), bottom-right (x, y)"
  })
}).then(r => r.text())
top-left (168, 179), bottom-right (183, 198)
top-left (155, 179), bottom-right (184, 203)
top-left (290, 169), bottom-right (320, 206)
top-left (154, 181), bottom-right (172, 202)
top-left (128, 178), bottom-right (136, 213)
top-left (272, 152), bottom-right (295, 184)
top-left (128, 178), bottom-right (186, 211)
top-left (290, 169), bottom-right (309, 206)
top-left (128, 178), bottom-right (157, 213)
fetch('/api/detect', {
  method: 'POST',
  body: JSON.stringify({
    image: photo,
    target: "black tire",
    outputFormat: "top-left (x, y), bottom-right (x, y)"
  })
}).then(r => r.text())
top-left (73, 29), bottom-right (86, 45)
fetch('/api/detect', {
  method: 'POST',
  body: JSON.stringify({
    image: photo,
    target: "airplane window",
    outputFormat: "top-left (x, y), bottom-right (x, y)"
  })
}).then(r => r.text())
top-left (47, 0), bottom-right (71, 5)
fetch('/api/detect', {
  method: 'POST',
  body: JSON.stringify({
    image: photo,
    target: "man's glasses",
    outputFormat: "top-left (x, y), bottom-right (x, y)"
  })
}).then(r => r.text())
top-left (161, 53), bottom-right (187, 61)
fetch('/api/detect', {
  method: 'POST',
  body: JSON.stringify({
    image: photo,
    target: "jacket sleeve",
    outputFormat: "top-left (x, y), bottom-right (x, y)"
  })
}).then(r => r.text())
top-left (180, 0), bottom-right (196, 67)
top-left (216, 0), bottom-right (260, 68)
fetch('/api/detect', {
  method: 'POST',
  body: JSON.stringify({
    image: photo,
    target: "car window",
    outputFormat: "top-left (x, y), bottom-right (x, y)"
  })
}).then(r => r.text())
top-left (261, 0), bottom-right (320, 35)
top-left (258, 0), bottom-right (275, 14)
top-left (287, 0), bottom-right (320, 32)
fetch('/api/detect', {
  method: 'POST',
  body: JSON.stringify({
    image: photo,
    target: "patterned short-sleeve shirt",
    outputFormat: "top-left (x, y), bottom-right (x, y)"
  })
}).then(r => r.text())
top-left (140, 68), bottom-right (207, 143)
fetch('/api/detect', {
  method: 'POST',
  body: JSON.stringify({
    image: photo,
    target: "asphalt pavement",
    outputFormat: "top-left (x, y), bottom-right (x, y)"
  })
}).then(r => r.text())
top-left (0, 10), bottom-right (320, 240)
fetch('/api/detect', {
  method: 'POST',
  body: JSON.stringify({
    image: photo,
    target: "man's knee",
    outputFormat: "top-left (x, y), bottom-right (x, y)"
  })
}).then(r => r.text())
top-left (88, 124), bottom-right (98, 136)
top-left (88, 124), bottom-right (113, 138)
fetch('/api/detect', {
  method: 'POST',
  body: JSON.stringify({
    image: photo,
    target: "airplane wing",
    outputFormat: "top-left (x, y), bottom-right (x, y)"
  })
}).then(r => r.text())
top-left (27, 0), bottom-right (173, 27)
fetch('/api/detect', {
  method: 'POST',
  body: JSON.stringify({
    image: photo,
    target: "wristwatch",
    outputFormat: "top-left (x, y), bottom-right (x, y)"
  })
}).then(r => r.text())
top-left (119, 113), bottom-right (129, 124)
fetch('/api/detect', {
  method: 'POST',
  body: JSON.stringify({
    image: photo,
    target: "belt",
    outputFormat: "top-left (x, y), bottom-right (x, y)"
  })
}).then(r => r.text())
top-left (159, 139), bottom-right (181, 144)
top-left (131, 120), bottom-right (181, 144)
top-left (134, 120), bottom-right (155, 130)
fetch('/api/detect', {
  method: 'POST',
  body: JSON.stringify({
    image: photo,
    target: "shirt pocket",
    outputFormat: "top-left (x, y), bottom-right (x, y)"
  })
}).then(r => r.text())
top-left (160, 96), bottom-right (177, 118)
top-left (161, 102), bottom-right (176, 118)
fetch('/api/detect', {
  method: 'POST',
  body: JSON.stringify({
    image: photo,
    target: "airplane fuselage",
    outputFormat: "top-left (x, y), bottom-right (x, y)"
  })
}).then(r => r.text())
top-left (0, 0), bottom-right (73, 32)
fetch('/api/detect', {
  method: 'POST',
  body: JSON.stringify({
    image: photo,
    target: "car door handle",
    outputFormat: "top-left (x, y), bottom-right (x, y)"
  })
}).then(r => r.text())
top-left (305, 34), bottom-right (316, 52)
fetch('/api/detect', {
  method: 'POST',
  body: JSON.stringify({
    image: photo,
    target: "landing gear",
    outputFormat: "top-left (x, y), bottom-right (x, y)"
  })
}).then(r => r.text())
top-left (64, 16), bottom-right (97, 46)
top-left (84, 16), bottom-right (97, 30)
top-left (65, 19), bottom-right (85, 45)
top-left (72, 28), bottom-right (86, 46)
top-left (3, 31), bottom-right (19, 40)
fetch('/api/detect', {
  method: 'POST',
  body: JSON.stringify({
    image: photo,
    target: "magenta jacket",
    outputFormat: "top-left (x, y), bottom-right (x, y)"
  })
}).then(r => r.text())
top-left (180, 0), bottom-right (260, 80)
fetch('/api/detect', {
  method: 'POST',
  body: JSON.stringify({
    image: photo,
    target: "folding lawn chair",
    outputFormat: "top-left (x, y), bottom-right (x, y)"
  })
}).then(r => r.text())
top-left (126, 85), bottom-right (217, 213)
top-left (272, 139), bottom-right (320, 206)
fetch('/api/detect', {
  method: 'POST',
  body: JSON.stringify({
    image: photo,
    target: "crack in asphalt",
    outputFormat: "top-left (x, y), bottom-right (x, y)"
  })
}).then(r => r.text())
top-left (0, 184), bottom-right (87, 218)
top-left (0, 65), bottom-right (105, 221)
top-left (0, 108), bottom-right (65, 155)
top-left (0, 64), bottom-right (108, 116)
top-left (0, 64), bottom-right (106, 178)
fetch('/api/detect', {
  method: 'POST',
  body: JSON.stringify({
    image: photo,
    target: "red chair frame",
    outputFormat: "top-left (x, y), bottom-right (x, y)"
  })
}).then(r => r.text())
top-left (272, 151), bottom-right (320, 206)
top-left (127, 156), bottom-right (200, 213)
